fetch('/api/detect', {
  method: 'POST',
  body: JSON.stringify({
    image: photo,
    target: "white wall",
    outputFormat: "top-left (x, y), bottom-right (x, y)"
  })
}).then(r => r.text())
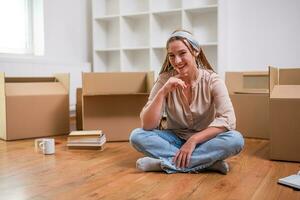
top-left (220, 0), bottom-right (300, 73)
top-left (0, 0), bottom-right (93, 111)
top-left (44, 0), bottom-right (92, 63)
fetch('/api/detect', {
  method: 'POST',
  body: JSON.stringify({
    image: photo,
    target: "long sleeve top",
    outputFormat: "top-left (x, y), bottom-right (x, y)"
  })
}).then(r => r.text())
top-left (142, 68), bottom-right (236, 140)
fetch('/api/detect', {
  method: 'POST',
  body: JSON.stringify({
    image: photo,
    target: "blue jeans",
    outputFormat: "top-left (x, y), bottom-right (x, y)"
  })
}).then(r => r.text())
top-left (129, 128), bottom-right (244, 174)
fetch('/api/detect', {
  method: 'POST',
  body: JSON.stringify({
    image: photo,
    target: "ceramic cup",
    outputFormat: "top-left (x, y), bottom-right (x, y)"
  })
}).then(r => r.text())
top-left (35, 138), bottom-right (55, 155)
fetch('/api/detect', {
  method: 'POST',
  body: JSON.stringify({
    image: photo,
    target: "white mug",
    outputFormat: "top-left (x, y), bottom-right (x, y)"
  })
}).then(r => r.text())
top-left (35, 138), bottom-right (55, 155)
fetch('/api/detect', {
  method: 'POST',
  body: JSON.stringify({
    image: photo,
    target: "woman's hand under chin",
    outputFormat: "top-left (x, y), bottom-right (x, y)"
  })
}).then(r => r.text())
top-left (161, 76), bottom-right (187, 95)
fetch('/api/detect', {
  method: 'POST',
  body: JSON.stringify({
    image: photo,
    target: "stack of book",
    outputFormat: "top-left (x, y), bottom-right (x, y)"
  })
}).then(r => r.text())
top-left (67, 130), bottom-right (106, 150)
top-left (278, 171), bottom-right (300, 190)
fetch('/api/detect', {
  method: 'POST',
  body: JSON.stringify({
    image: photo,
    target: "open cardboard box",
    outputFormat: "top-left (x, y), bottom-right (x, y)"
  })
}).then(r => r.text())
top-left (0, 73), bottom-right (70, 140)
top-left (225, 71), bottom-right (269, 139)
top-left (81, 72), bottom-right (154, 141)
top-left (269, 66), bottom-right (300, 162)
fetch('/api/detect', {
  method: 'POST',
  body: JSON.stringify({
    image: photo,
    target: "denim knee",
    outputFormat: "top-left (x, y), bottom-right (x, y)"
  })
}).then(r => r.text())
top-left (129, 128), bottom-right (146, 147)
top-left (227, 130), bottom-right (244, 154)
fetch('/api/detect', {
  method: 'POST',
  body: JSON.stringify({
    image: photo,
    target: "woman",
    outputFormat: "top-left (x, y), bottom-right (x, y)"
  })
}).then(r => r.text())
top-left (129, 30), bottom-right (244, 174)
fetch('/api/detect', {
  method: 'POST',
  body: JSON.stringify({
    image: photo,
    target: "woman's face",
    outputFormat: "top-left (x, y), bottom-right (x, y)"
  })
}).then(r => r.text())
top-left (167, 39), bottom-right (198, 78)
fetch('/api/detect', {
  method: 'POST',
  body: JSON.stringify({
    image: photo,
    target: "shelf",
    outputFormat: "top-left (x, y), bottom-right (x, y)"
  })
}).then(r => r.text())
top-left (94, 15), bottom-right (120, 20)
top-left (92, 0), bottom-right (119, 18)
top-left (202, 45), bottom-right (217, 71)
top-left (121, 14), bottom-right (150, 48)
top-left (151, 11), bottom-right (182, 47)
top-left (182, 0), bottom-right (218, 9)
top-left (151, 48), bottom-right (167, 76)
top-left (121, 11), bottom-right (150, 17)
top-left (122, 49), bottom-right (150, 71)
top-left (94, 50), bottom-right (121, 72)
top-left (183, 8), bottom-right (217, 43)
top-left (95, 48), bottom-right (120, 52)
top-left (150, 0), bottom-right (181, 12)
top-left (200, 42), bottom-right (218, 46)
top-left (120, 0), bottom-right (149, 15)
top-left (151, 9), bottom-right (182, 16)
top-left (92, 0), bottom-right (219, 74)
top-left (93, 17), bottom-right (120, 49)
top-left (122, 46), bottom-right (150, 50)
top-left (184, 4), bottom-right (218, 13)
top-left (152, 45), bottom-right (166, 49)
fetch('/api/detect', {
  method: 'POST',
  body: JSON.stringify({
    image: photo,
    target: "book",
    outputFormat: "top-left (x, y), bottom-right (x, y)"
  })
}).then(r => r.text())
top-left (67, 144), bottom-right (105, 151)
top-left (278, 171), bottom-right (300, 190)
top-left (67, 136), bottom-right (106, 145)
top-left (67, 130), bottom-right (106, 150)
top-left (68, 130), bottom-right (103, 136)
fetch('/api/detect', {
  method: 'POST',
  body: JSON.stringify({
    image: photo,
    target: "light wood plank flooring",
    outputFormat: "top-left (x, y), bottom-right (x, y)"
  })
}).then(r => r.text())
top-left (1, 136), bottom-right (300, 200)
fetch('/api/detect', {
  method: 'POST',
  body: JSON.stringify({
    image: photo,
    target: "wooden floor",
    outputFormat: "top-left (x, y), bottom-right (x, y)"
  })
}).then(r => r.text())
top-left (1, 136), bottom-right (300, 200)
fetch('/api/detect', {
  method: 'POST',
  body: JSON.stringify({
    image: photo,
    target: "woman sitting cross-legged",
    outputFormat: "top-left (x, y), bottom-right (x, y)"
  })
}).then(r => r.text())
top-left (129, 30), bottom-right (244, 174)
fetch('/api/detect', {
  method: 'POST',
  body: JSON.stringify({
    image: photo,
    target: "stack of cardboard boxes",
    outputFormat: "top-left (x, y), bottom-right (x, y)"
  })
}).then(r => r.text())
top-left (226, 67), bottom-right (300, 162)
top-left (269, 66), bottom-right (300, 162)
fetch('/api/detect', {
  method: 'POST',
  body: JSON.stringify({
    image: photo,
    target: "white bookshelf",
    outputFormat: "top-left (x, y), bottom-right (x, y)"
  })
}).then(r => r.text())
top-left (92, 0), bottom-right (219, 76)
top-left (150, 0), bottom-right (181, 12)
top-left (151, 10), bottom-right (182, 48)
top-left (121, 14), bottom-right (150, 48)
top-left (122, 49), bottom-right (150, 71)
top-left (94, 50), bottom-right (121, 71)
top-left (120, 0), bottom-right (149, 15)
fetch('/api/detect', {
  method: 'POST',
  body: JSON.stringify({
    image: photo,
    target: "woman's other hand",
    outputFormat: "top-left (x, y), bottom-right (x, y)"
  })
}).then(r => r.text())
top-left (173, 137), bottom-right (197, 168)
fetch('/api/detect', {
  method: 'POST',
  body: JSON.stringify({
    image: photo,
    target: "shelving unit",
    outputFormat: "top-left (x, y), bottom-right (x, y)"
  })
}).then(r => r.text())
top-left (151, 11), bottom-right (182, 48)
top-left (122, 49), bottom-right (150, 71)
top-left (92, 0), bottom-right (218, 77)
top-left (94, 50), bottom-right (121, 71)
top-left (121, 14), bottom-right (149, 48)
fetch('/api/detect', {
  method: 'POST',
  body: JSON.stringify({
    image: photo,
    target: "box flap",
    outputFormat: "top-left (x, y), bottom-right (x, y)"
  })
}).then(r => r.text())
top-left (82, 72), bottom-right (153, 95)
top-left (270, 85), bottom-right (300, 99)
top-left (242, 71), bottom-right (269, 76)
top-left (243, 72), bottom-right (269, 90)
top-left (5, 77), bottom-right (56, 83)
top-left (0, 72), bottom-right (7, 139)
top-left (5, 82), bottom-right (68, 96)
top-left (279, 68), bottom-right (300, 85)
top-left (83, 93), bottom-right (150, 96)
top-left (225, 71), bottom-right (268, 94)
top-left (234, 88), bottom-right (269, 94)
top-left (146, 71), bottom-right (154, 93)
top-left (269, 66), bottom-right (279, 95)
top-left (225, 72), bottom-right (243, 94)
top-left (54, 73), bottom-right (70, 91)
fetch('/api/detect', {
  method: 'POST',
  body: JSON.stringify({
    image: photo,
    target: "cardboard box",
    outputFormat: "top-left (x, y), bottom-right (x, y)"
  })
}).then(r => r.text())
top-left (225, 71), bottom-right (269, 139)
top-left (82, 72), bottom-right (154, 141)
top-left (269, 66), bottom-right (300, 162)
top-left (0, 73), bottom-right (70, 140)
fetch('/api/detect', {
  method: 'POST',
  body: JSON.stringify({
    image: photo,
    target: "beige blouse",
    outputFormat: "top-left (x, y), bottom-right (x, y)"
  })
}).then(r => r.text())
top-left (143, 68), bottom-right (236, 140)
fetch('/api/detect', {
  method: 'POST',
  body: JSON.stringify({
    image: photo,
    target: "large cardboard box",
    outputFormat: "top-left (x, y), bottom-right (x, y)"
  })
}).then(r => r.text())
top-left (0, 73), bottom-right (70, 140)
top-left (269, 66), bottom-right (300, 162)
top-left (225, 71), bottom-right (269, 139)
top-left (82, 72), bottom-right (154, 141)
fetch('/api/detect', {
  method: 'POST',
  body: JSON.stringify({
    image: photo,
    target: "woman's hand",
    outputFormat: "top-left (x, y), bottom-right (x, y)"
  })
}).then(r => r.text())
top-left (173, 137), bottom-right (197, 168)
top-left (161, 77), bottom-right (187, 95)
